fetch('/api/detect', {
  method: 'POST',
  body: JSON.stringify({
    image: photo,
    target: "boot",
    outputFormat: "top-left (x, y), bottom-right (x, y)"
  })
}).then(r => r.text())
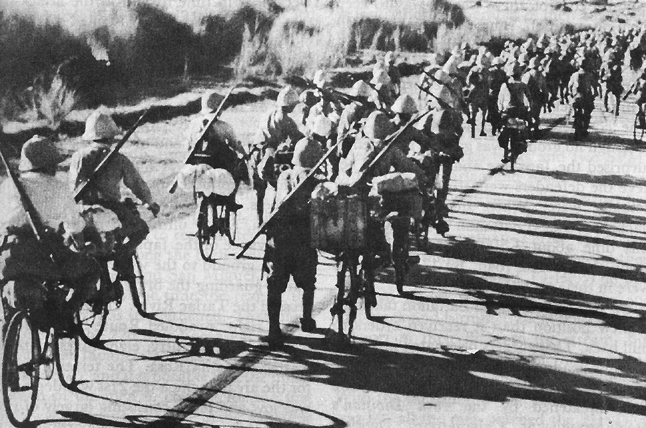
top-left (262, 290), bottom-right (284, 346)
top-left (300, 289), bottom-right (316, 333)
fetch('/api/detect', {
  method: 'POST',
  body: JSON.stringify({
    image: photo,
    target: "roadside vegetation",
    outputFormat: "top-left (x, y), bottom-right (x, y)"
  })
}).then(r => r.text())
top-left (0, 0), bottom-right (641, 126)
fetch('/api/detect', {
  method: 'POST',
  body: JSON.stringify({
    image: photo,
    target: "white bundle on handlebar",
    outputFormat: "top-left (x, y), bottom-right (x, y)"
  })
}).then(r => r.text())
top-left (80, 205), bottom-right (122, 233)
top-left (506, 117), bottom-right (528, 130)
top-left (371, 172), bottom-right (419, 194)
top-left (175, 164), bottom-right (235, 196)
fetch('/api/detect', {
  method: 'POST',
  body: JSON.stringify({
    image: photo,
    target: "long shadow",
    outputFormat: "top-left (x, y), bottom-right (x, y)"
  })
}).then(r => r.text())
top-left (516, 168), bottom-right (646, 188)
top-left (384, 261), bottom-right (646, 335)
top-left (35, 381), bottom-right (346, 428)
top-left (543, 124), bottom-right (645, 151)
top-left (270, 333), bottom-right (646, 417)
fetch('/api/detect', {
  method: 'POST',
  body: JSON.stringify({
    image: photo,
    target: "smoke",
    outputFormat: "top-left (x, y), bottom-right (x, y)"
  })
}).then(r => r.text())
top-left (0, 0), bottom-right (139, 38)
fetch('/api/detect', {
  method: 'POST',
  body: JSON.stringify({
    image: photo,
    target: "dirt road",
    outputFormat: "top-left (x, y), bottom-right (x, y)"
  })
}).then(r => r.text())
top-left (3, 96), bottom-right (646, 427)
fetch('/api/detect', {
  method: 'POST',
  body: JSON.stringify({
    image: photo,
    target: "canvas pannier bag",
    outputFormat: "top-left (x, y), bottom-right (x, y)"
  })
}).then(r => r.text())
top-left (371, 172), bottom-right (419, 194)
top-left (380, 189), bottom-right (424, 220)
top-left (310, 182), bottom-right (368, 254)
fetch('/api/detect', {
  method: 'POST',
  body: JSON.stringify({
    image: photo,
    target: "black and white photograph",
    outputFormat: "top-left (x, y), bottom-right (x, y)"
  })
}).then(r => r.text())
top-left (1, 0), bottom-right (646, 426)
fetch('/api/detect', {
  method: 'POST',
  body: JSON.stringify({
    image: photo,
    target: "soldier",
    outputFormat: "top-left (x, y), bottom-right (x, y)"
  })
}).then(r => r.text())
top-left (185, 90), bottom-right (249, 211)
top-left (522, 57), bottom-right (548, 136)
top-left (251, 86), bottom-right (305, 224)
top-left (488, 57), bottom-right (508, 135)
top-left (623, 68), bottom-right (646, 128)
top-left (69, 110), bottom-right (160, 278)
top-left (497, 61), bottom-right (532, 162)
top-left (370, 67), bottom-right (397, 109)
top-left (384, 51), bottom-right (402, 96)
top-left (333, 80), bottom-right (378, 178)
top-left (262, 136), bottom-right (326, 346)
top-left (600, 50), bottom-right (624, 116)
top-left (568, 59), bottom-right (596, 138)
top-left (1, 136), bottom-right (100, 331)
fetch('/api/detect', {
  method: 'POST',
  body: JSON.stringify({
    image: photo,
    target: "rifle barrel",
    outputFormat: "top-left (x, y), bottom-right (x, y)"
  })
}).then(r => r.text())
top-left (169, 85), bottom-right (237, 194)
top-left (74, 108), bottom-right (151, 202)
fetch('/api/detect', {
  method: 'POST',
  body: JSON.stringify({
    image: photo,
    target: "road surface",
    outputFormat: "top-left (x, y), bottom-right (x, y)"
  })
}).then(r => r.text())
top-left (3, 99), bottom-right (646, 427)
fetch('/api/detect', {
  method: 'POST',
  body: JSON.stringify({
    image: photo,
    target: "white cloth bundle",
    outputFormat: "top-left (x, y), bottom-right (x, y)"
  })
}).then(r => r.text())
top-left (80, 205), bottom-right (122, 232)
top-left (175, 164), bottom-right (235, 196)
top-left (371, 172), bottom-right (419, 194)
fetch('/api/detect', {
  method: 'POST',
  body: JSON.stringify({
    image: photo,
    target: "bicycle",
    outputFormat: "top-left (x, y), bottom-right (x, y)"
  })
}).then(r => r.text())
top-left (330, 249), bottom-right (376, 340)
top-left (76, 251), bottom-right (145, 346)
top-left (385, 214), bottom-right (412, 296)
top-left (2, 282), bottom-right (80, 427)
top-left (502, 117), bottom-right (529, 171)
top-left (196, 193), bottom-right (237, 262)
top-left (634, 110), bottom-right (646, 143)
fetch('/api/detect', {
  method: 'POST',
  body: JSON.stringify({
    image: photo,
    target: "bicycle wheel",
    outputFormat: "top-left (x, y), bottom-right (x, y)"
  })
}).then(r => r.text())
top-left (2, 312), bottom-right (40, 427)
top-left (391, 219), bottom-right (409, 296)
top-left (197, 197), bottom-right (216, 262)
top-left (360, 253), bottom-right (377, 320)
top-left (129, 253), bottom-right (147, 316)
top-left (53, 327), bottom-right (78, 388)
top-left (77, 272), bottom-right (109, 346)
top-left (634, 113), bottom-right (645, 143)
top-left (573, 105), bottom-right (584, 140)
top-left (226, 208), bottom-right (237, 245)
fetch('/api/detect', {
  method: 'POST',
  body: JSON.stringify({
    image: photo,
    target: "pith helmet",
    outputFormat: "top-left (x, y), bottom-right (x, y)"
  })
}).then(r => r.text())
top-left (363, 111), bottom-right (394, 142)
top-left (311, 115), bottom-right (333, 138)
top-left (201, 90), bottom-right (224, 114)
top-left (491, 57), bottom-right (505, 67)
top-left (277, 86), bottom-right (299, 107)
top-left (371, 68), bottom-right (392, 87)
top-left (313, 69), bottom-right (327, 88)
top-left (391, 94), bottom-right (418, 114)
top-left (434, 69), bottom-right (451, 85)
top-left (505, 60), bottom-right (522, 77)
top-left (292, 138), bottom-right (325, 169)
top-left (19, 135), bottom-right (63, 172)
top-left (350, 80), bottom-right (374, 98)
top-left (82, 110), bottom-right (121, 141)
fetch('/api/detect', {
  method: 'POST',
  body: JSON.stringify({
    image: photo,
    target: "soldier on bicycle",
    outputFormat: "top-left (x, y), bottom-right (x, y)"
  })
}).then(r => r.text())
top-left (568, 58), bottom-right (596, 138)
top-left (69, 110), bottom-right (160, 279)
top-left (623, 67), bottom-right (646, 128)
top-left (1, 136), bottom-right (100, 334)
top-left (185, 90), bottom-right (249, 212)
top-left (497, 61), bottom-right (532, 162)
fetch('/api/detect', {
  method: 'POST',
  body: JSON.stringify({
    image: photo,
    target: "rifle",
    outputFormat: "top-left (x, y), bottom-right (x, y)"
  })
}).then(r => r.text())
top-left (352, 108), bottom-right (431, 187)
top-left (286, 75), bottom-right (367, 106)
top-left (236, 137), bottom-right (343, 259)
top-left (416, 83), bottom-right (454, 111)
top-left (0, 143), bottom-right (49, 247)
top-left (168, 85), bottom-right (237, 194)
top-left (74, 108), bottom-right (151, 203)
top-left (422, 69), bottom-right (463, 101)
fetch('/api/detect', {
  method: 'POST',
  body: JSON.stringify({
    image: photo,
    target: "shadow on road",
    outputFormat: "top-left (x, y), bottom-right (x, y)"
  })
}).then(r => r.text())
top-left (268, 332), bottom-right (646, 418)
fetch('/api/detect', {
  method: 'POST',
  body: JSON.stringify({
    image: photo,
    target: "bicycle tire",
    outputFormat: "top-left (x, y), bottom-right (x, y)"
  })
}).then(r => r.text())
top-left (129, 253), bottom-right (147, 316)
top-left (227, 209), bottom-right (237, 245)
top-left (53, 329), bottom-right (78, 388)
top-left (391, 219), bottom-right (409, 296)
top-left (2, 312), bottom-right (40, 427)
top-left (360, 255), bottom-right (376, 320)
top-left (334, 255), bottom-right (349, 337)
top-left (634, 113), bottom-right (645, 143)
top-left (197, 197), bottom-right (216, 262)
top-left (78, 271), bottom-right (109, 346)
